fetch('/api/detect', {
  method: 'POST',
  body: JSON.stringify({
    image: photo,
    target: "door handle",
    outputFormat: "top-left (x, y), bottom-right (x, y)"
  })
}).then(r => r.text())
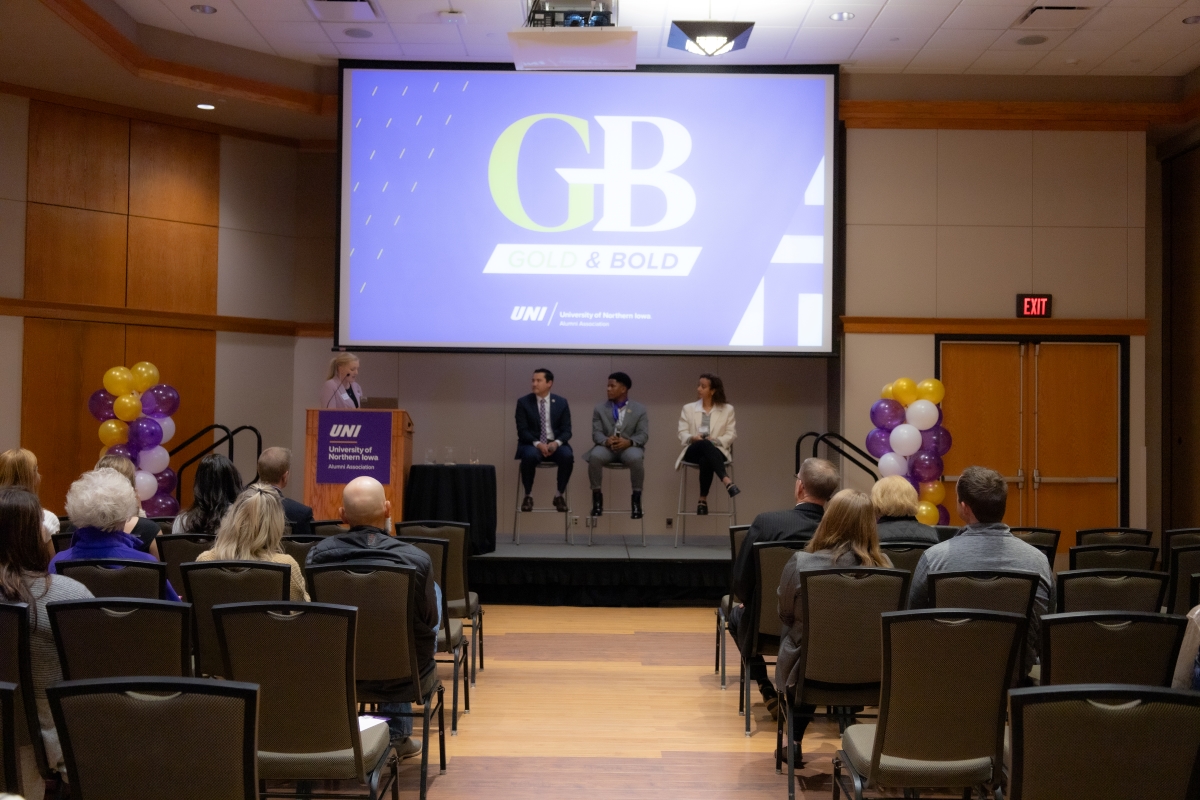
top-left (945, 471), bottom-right (1024, 489)
top-left (1031, 469), bottom-right (1117, 489)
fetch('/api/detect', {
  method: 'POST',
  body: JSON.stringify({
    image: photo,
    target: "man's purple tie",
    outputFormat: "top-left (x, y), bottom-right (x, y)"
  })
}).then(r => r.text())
top-left (539, 398), bottom-right (549, 444)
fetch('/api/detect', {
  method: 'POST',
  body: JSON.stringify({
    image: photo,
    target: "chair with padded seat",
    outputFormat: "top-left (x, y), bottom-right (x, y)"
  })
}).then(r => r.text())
top-left (1012, 527), bottom-right (1061, 549)
top-left (46, 676), bottom-right (259, 800)
top-left (675, 455), bottom-right (736, 547)
top-left (929, 570), bottom-right (1039, 618)
top-left (156, 534), bottom-right (215, 600)
top-left (56, 559), bottom-right (167, 600)
top-left (1069, 544), bottom-right (1158, 572)
top-left (832, 609), bottom-right (1025, 800)
top-left (1164, 528), bottom-right (1200, 574)
top-left (50, 531), bottom-right (73, 554)
top-left (395, 521), bottom-right (483, 685)
top-left (934, 525), bottom-right (958, 542)
top-left (311, 519), bottom-right (348, 536)
top-left (1168, 543), bottom-right (1200, 615)
top-left (716, 525), bottom-right (750, 690)
top-left (1007, 684), bottom-right (1200, 800)
top-left (280, 535), bottom-right (323, 573)
top-left (0, 680), bottom-right (15, 794)
top-left (1056, 569), bottom-right (1168, 613)
top-left (740, 540), bottom-right (807, 735)
top-left (0, 602), bottom-right (61, 795)
top-left (878, 541), bottom-right (931, 574)
top-left (148, 516), bottom-right (176, 536)
top-left (1076, 527), bottom-right (1153, 547)
top-left (49, 598), bottom-right (191, 680)
top-left (1040, 611), bottom-right (1186, 687)
top-left (181, 561), bottom-right (289, 678)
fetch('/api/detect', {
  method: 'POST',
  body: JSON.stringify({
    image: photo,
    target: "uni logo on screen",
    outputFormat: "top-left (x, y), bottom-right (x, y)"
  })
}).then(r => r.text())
top-left (488, 114), bottom-right (696, 233)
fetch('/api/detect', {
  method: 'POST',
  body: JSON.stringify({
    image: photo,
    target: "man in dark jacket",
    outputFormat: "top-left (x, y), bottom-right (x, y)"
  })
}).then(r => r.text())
top-left (306, 476), bottom-right (440, 757)
top-left (729, 457), bottom-right (839, 715)
top-left (258, 447), bottom-right (315, 537)
top-left (515, 368), bottom-right (574, 512)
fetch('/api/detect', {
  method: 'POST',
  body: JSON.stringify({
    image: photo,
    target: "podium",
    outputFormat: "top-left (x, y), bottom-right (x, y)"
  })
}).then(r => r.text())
top-left (304, 409), bottom-right (413, 522)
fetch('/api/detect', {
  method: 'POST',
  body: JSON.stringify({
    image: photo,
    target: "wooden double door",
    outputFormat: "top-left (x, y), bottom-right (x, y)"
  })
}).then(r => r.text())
top-left (939, 340), bottom-right (1125, 552)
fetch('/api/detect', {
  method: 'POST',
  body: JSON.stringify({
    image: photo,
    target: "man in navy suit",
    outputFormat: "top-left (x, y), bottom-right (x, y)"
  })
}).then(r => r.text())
top-left (515, 368), bottom-right (573, 512)
top-left (257, 447), bottom-right (316, 536)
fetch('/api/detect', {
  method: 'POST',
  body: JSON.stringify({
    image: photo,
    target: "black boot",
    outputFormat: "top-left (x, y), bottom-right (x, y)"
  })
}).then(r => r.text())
top-left (591, 491), bottom-right (603, 516)
top-left (631, 492), bottom-right (643, 519)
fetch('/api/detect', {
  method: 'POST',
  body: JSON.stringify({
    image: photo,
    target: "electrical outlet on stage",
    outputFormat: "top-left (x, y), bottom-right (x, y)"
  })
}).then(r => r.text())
top-left (665, 518), bottom-right (673, 528)
top-left (571, 515), bottom-right (579, 526)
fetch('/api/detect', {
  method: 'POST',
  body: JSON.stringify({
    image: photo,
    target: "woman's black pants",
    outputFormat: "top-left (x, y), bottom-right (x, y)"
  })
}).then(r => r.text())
top-left (683, 438), bottom-right (728, 496)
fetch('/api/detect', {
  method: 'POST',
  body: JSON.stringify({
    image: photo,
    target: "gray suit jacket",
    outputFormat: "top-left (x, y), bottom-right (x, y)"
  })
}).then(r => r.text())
top-left (591, 400), bottom-right (649, 447)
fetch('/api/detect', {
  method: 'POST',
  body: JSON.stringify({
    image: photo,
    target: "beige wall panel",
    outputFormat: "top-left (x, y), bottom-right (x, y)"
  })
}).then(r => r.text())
top-left (1129, 132), bottom-right (1147, 229)
top-left (1032, 131), bottom-right (1128, 228)
top-left (935, 226), bottom-right (1032, 317)
top-left (1032, 227), bottom-right (1129, 318)
top-left (293, 236), bottom-right (335, 323)
top-left (219, 136), bottom-right (297, 238)
top-left (937, 130), bottom-right (1033, 227)
top-left (846, 129), bottom-right (938, 225)
top-left (217, 227), bottom-right (296, 320)
top-left (291, 337), bottom-right (337, 502)
top-left (1128, 227), bottom-right (1146, 318)
top-left (24, 203), bottom-right (127, 306)
top-left (0, 198), bottom-right (25, 298)
top-left (0, 94), bottom-right (29, 203)
top-left (846, 225), bottom-right (937, 317)
top-left (0, 316), bottom-right (22, 451)
top-left (129, 121), bottom-right (220, 226)
top-left (127, 216), bottom-right (218, 315)
top-left (296, 152), bottom-right (338, 241)
top-left (27, 102), bottom-right (129, 214)
top-left (214, 331), bottom-right (296, 484)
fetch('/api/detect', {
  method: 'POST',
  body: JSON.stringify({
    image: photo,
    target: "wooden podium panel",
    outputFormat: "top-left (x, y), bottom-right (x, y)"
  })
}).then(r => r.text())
top-left (304, 409), bottom-right (413, 522)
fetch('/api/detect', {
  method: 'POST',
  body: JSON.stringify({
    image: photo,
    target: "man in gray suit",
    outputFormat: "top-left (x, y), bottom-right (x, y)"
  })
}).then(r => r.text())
top-left (585, 371), bottom-right (649, 519)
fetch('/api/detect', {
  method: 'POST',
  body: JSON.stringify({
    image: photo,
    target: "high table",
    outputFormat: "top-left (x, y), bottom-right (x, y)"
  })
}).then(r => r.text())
top-left (403, 464), bottom-right (497, 554)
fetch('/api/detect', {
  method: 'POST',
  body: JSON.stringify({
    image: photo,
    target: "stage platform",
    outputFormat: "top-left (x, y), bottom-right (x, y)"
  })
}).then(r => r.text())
top-left (469, 531), bottom-right (732, 607)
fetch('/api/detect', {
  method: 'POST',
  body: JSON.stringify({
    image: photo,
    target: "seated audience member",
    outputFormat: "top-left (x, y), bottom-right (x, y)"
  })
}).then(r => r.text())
top-left (172, 453), bottom-right (243, 534)
top-left (197, 483), bottom-right (309, 601)
top-left (305, 476), bottom-right (440, 757)
top-left (0, 448), bottom-right (58, 545)
top-left (256, 447), bottom-right (315, 537)
top-left (0, 485), bottom-right (93, 794)
top-left (1172, 602), bottom-right (1200, 690)
top-left (515, 368), bottom-right (574, 513)
top-left (776, 489), bottom-right (892, 748)
top-left (871, 476), bottom-right (940, 544)
top-left (95, 455), bottom-right (161, 556)
top-left (585, 372), bottom-right (649, 519)
top-left (729, 457), bottom-right (840, 714)
top-left (50, 468), bottom-right (181, 602)
top-left (675, 373), bottom-right (740, 515)
top-left (908, 465), bottom-right (1053, 675)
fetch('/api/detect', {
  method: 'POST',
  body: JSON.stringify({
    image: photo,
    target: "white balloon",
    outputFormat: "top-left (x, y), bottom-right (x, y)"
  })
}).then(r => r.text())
top-left (158, 416), bottom-right (176, 445)
top-left (905, 399), bottom-right (940, 431)
top-left (133, 470), bottom-right (158, 501)
top-left (877, 452), bottom-right (909, 477)
top-left (138, 445), bottom-right (170, 475)
top-left (889, 424), bottom-right (923, 457)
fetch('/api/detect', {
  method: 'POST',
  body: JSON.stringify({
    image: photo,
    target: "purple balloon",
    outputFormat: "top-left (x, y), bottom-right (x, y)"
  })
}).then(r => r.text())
top-left (142, 492), bottom-right (180, 517)
top-left (909, 451), bottom-right (944, 483)
top-left (870, 399), bottom-right (906, 431)
top-left (920, 425), bottom-right (953, 457)
top-left (865, 427), bottom-right (893, 458)
top-left (937, 504), bottom-right (950, 526)
top-left (905, 474), bottom-right (921, 494)
top-left (142, 384), bottom-right (180, 419)
top-left (88, 389), bottom-right (117, 422)
top-left (127, 417), bottom-right (163, 452)
top-left (155, 467), bottom-right (177, 495)
top-left (105, 443), bottom-right (136, 461)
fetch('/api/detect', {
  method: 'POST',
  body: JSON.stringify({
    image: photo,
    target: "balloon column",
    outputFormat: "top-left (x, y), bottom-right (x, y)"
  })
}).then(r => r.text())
top-left (88, 362), bottom-right (182, 517)
top-left (866, 377), bottom-right (953, 526)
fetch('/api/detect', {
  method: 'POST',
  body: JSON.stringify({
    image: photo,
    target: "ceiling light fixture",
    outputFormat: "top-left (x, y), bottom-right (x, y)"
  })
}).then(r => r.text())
top-left (190, 4), bottom-right (216, 12)
top-left (668, 0), bottom-right (753, 57)
top-left (828, 11), bottom-right (855, 21)
top-left (197, 103), bottom-right (216, 110)
top-left (344, 27), bottom-right (373, 38)
top-left (1185, 15), bottom-right (1200, 23)
top-left (1016, 35), bottom-right (1048, 45)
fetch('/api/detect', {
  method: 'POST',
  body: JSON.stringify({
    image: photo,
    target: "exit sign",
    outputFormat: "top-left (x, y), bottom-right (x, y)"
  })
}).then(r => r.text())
top-left (1017, 294), bottom-right (1052, 318)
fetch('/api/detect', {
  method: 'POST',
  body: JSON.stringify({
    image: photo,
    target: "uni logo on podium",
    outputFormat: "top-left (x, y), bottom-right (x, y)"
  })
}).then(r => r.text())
top-left (329, 424), bottom-right (362, 438)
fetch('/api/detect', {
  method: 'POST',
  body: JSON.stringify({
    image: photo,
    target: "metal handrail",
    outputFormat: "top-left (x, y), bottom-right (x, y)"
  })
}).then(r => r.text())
top-left (794, 431), bottom-right (822, 474)
top-left (812, 433), bottom-right (879, 481)
top-left (170, 424), bottom-right (263, 502)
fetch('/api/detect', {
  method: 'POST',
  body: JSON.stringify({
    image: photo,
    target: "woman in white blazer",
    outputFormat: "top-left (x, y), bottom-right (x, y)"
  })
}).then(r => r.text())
top-left (676, 373), bottom-right (740, 514)
top-left (320, 352), bottom-right (367, 410)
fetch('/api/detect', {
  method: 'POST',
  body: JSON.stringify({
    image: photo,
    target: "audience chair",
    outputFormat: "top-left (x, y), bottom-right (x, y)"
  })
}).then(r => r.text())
top-left (512, 462), bottom-right (571, 545)
top-left (1012, 527), bottom-right (1061, 550)
top-left (1069, 544), bottom-right (1158, 572)
top-left (1008, 684), bottom-right (1200, 800)
top-left (1168, 543), bottom-right (1200, 615)
top-left (741, 540), bottom-right (807, 735)
top-left (156, 533), bottom-right (215, 599)
top-left (878, 541), bottom-right (931, 574)
top-left (49, 598), bottom-right (191, 680)
top-left (215, 599), bottom-right (426, 800)
top-left (1040, 611), bottom-right (1185, 687)
top-left (395, 521), bottom-right (483, 685)
top-left (56, 559), bottom-right (167, 600)
top-left (397, 536), bottom-right (469, 734)
top-left (590, 462), bottom-right (646, 546)
top-left (280, 535), bottom-right (323, 572)
top-left (0, 603), bottom-right (60, 793)
top-left (1164, 528), bottom-right (1200, 574)
top-left (1192, 573), bottom-right (1200, 610)
top-left (928, 570), bottom-right (1039, 618)
top-left (149, 516), bottom-right (176, 536)
top-left (46, 676), bottom-right (259, 800)
top-left (1056, 569), bottom-right (1168, 613)
top-left (50, 531), bottom-right (73, 554)
top-left (180, 561), bottom-right (289, 678)
top-left (675, 456), bottom-right (736, 547)
top-left (716, 524), bottom-right (750, 690)
top-left (311, 519), bottom-right (347, 536)
top-left (1076, 527), bottom-right (1153, 548)
top-left (832, 610), bottom-right (1025, 800)
top-left (934, 525), bottom-right (958, 542)
top-left (0, 681), bottom-right (15, 794)
top-left (779, 568), bottom-right (910, 799)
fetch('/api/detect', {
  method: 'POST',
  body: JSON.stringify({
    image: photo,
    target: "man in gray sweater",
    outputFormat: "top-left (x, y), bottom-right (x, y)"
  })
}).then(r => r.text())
top-left (908, 465), bottom-right (1054, 677)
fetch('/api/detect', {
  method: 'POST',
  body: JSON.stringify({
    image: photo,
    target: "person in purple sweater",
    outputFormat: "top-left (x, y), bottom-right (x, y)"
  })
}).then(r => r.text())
top-left (50, 467), bottom-right (180, 602)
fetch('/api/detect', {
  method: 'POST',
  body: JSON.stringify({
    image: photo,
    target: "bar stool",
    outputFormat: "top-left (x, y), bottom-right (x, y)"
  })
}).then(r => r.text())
top-left (512, 462), bottom-right (571, 544)
top-left (675, 459), bottom-right (737, 547)
top-left (590, 462), bottom-right (646, 547)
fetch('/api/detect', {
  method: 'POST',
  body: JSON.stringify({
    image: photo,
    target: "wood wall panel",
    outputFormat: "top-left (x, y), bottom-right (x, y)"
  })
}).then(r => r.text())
top-left (128, 121), bottom-right (219, 226)
top-left (27, 101), bottom-right (129, 214)
top-left (24, 203), bottom-right (127, 306)
top-left (126, 217), bottom-right (217, 315)
top-left (21, 318), bottom-right (126, 515)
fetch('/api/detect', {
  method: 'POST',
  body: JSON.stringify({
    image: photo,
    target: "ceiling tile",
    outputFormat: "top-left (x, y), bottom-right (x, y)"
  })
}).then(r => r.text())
top-left (988, 28), bottom-right (1072, 50)
top-left (445, 0), bottom-right (524, 26)
top-left (458, 28), bottom-right (512, 57)
top-left (965, 48), bottom-right (1042, 72)
top-left (390, 22), bottom-right (464, 42)
top-left (857, 26), bottom-right (935, 49)
top-left (1081, 6), bottom-right (1171, 30)
top-left (1091, 46), bottom-right (1175, 73)
top-left (619, 0), bottom-right (666, 27)
top-left (802, 3), bottom-right (885, 28)
top-left (375, 0), bottom-right (451, 24)
top-left (631, 24), bottom-right (664, 47)
top-left (251, 20), bottom-right (329, 41)
top-left (786, 26), bottom-right (865, 58)
top-left (402, 41), bottom-right (467, 56)
top-left (925, 27), bottom-right (1003, 48)
top-left (846, 47), bottom-right (919, 69)
top-left (733, 0), bottom-right (811, 25)
top-left (1060, 28), bottom-right (1143, 50)
top-left (870, 0), bottom-right (957, 29)
top-left (903, 48), bottom-right (979, 71)
top-left (336, 41), bottom-right (404, 56)
top-left (1122, 28), bottom-right (1200, 53)
top-left (956, 0), bottom-right (1029, 5)
top-left (322, 21), bottom-right (396, 41)
top-left (113, 0), bottom-right (191, 33)
top-left (1106, 0), bottom-right (1186, 7)
top-left (666, 0), bottom-right (738, 18)
top-left (1152, 40), bottom-right (1200, 73)
top-left (1027, 49), bottom-right (1110, 74)
top-left (230, 0), bottom-right (313, 21)
top-left (270, 41), bottom-right (341, 61)
top-left (941, 4), bottom-right (1024, 28)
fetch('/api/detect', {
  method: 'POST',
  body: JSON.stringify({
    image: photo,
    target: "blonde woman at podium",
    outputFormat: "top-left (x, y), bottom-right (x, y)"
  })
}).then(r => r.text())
top-left (321, 352), bottom-right (367, 409)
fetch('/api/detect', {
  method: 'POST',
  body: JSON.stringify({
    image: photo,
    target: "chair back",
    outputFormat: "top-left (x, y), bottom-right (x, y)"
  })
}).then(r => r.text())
top-left (396, 521), bottom-right (471, 607)
top-left (48, 599), bottom-right (191, 680)
top-left (1040, 612), bottom-right (1186, 687)
top-left (1069, 544), bottom-right (1158, 571)
top-left (0, 603), bottom-right (50, 780)
top-left (307, 564), bottom-right (425, 697)
top-left (1076, 528), bottom-right (1153, 547)
top-left (934, 526), bottom-right (958, 542)
top-left (397, 537), bottom-right (451, 635)
top-left (181, 561), bottom-right (290, 677)
top-left (872, 610), bottom-right (1024, 781)
top-left (311, 520), bottom-right (347, 536)
top-left (1011, 528), bottom-right (1061, 550)
top-left (929, 570), bottom-right (1039, 618)
top-left (1056, 569), bottom-right (1168, 613)
top-left (1193, 573), bottom-right (1200, 610)
top-left (728, 525), bottom-right (750, 601)
top-left (47, 676), bottom-right (259, 800)
top-left (280, 535), bottom-right (323, 571)
top-left (0, 680), bottom-right (14, 793)
top-left (51, 531), bottom-right (74, 553)
top-left (1169, 544), bottom-right (1200, 614)
top-left (213, 601), bottom-right (366, 780)
top-left (878, 541), bottom-right (931, 574)
top-left (751, 541), bottom-right (807, 650)
top-left (1164, 528), bottom-right (1200, 574)
top-left (149, 517), bottom-right (176, 536)
top-left (156, 534), bottom-right (215, 598)
top-left (1008, 685), bottom-right (1200, 800)
top-left (56, 559), bottom-right (167, 600)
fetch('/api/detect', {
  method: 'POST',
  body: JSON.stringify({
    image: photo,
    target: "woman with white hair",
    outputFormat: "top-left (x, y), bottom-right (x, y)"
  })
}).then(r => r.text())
top-left (870, 475), bottom-right (940, 544)
top-left (50, 468), bottom-right (180, 601)
top-left (320, 352), bottom-right (366, 409)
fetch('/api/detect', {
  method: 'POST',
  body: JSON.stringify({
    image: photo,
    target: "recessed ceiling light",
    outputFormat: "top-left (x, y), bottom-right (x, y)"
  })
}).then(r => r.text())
top-left (190, 4), bottom-right (216, 13)
top-left (1185, 15), bottom-right (1200, 23)
top-left (197, 103), bottom-right (216, 110)
top-left (1016, 35), bottom-right (1048, 45)
top-left (828, 11), bottom-right (855, 21)
top-left (344, 27), bottom-right (373, 38)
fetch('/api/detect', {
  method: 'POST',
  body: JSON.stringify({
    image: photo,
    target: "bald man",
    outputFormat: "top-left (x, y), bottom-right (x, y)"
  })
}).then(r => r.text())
top-left (305, 476), bottom-right (440, 758)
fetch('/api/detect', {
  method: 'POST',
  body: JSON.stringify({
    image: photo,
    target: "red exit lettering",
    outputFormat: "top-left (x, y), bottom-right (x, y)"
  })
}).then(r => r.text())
top-left (1016, 294), bottom-right (1052, 318)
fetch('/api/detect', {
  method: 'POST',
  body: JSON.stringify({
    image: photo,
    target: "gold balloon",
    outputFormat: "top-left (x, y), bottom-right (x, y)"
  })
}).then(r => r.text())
top-left (98, 419), bottom-right (129, 446)
top-left (919, 480), bottom-right (947, 506)
top-left (915, 500), bottom-right (939, 526)
top-left (891, 377), bottom-right (919, 407)
top-left (917, 378), bottom-right (946, 405)
top-left (113, 393), bottom-right (142, 422)
top-left (103, 366), bottom-right (134, 397)
top-left (881, 383), bottom-right (894, 400)
top-left (130, 361), bottom-right (160, 393)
